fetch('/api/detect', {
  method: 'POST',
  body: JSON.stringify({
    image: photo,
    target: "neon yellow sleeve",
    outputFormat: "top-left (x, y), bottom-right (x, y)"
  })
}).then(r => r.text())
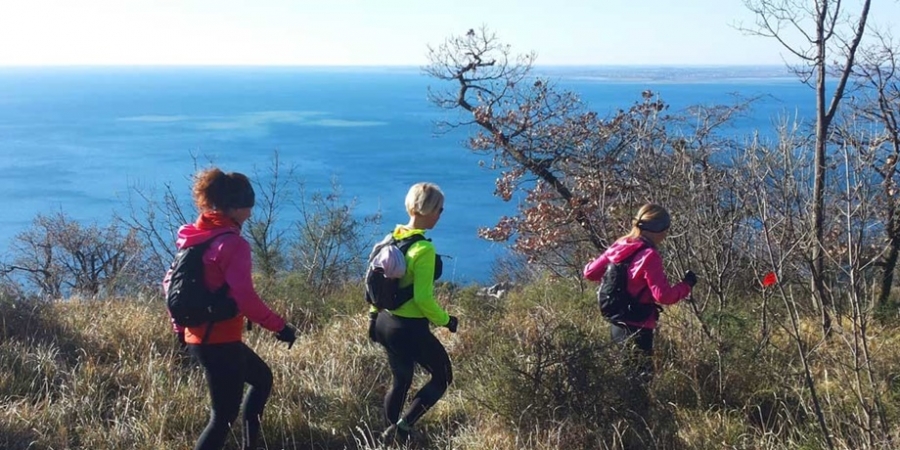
top-left (406, 241), bottom-right (450, 326)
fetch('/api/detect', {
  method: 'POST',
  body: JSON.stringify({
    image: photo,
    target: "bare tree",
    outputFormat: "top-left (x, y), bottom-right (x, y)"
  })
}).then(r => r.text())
top-left (737, 127), bottom-right (834, 449)
top-left (831, 139), bottom-right (893, 447)
top-left (118, 179), bottom-right (191, 279)
top-left (842, 30), bottom-right (900, 306)
top-left (3, 213), bottom-right (151, 298)
top-left (424, 26), bottom-right (603, 261)
top-left (740, 0), bottom-right (873, 333)
top-left (425, 27), bottom-right (750, 279)
top-left (289, 179), bottom-right (381, 294)
top-left (246, 153), bottom-right (293, 281)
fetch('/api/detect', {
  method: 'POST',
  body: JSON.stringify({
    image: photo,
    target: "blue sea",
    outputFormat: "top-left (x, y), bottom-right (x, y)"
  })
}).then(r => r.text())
top-left (0, 66), bottom-right (815, 283)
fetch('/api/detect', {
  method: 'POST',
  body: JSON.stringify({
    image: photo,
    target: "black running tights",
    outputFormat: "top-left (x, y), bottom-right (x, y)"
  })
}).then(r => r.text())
top-left (189, 341), bottom-right (273, 450)
top-left (610, 322), bottom-right (655, 381)
top-left (375, 312), bottom-right (453, 427)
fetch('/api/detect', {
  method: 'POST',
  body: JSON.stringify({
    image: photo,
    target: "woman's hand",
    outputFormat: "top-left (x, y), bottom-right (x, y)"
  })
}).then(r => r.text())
top-left (682, 270), bottom-right (698, 287)
top-left (368, 311), bottom-right (379, 342)
top-left (445, 315), bottom-right (459, 333)
top-left (275, 324), bottom-right (297, 349)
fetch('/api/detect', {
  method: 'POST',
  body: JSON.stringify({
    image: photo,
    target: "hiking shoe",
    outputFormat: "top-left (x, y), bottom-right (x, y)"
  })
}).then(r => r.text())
top-left (379, 423), bottom-right (411, 444)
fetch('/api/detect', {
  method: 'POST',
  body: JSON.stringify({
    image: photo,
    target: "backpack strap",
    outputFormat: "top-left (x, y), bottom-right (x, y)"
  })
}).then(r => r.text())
top-left (392, 233), bottom-right (428, 305)
top-left (620, 246), bottom-right (644, 266)
top-left (621, 244), bottom-right (648, 299)
top-left (620, 245), bottom-right (645, 273)
top-left (618, 244), bottom-right (664, 322)
top-left (394, 233), bottom-right (426, 251)
top-left (193, 230), bottom-right (237, 345)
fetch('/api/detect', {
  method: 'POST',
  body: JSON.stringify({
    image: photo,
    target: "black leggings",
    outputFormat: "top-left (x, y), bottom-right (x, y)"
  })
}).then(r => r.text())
top-left (189, 342), bottom-right (273, 450)
top-left (610, 323), bottom-right (654, 381)
top-left (374, 311), bottom-right (453, 427)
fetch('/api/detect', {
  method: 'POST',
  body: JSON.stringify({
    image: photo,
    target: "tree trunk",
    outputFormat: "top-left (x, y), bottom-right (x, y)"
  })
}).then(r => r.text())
top-left (812, 0), bottom-right (832, 334)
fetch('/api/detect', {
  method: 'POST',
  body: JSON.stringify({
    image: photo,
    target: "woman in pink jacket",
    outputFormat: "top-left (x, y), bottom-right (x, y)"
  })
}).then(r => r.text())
top-left (164, 167), bottom-right (296, 450)
top-left (583, 203), bottom-right (696, 380)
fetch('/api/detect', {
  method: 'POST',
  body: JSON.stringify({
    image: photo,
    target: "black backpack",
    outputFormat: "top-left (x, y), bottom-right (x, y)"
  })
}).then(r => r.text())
top-left (597, 247), bottom-right (660, 323)
top-left (365, 234), bottom-right (443, 310)
top-left (166, 235), bottom-right (238, 328)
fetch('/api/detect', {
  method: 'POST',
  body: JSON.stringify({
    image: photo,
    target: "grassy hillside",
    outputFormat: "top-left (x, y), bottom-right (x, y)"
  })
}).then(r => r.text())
top-left (2, 278), bottom-right (899, 449)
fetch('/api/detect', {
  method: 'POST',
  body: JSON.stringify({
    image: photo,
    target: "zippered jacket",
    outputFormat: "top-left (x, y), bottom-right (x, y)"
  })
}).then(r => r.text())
top-left (164, 220), bottom-right (286, 344)
top-left (380, 225), bottom-right (451, 327)
top-left (583, 236), bottom-right (691, 329)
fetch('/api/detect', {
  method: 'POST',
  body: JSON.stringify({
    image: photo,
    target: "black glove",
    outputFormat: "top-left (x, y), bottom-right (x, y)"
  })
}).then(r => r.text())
top-left (445, 315), bottom-right (459, 333)
top-left (275, 324), bottom-right (297, 349)
top-left (683, 270), bottom-right (698, 287)
top-left (368, 311), bottom-right (378, 343)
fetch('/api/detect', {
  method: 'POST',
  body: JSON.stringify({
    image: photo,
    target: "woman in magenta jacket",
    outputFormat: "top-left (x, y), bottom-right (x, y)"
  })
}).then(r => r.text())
top-left (164, 167), bottom-right (297, 450)
top-left (583, 203), bottom-right (697, 380)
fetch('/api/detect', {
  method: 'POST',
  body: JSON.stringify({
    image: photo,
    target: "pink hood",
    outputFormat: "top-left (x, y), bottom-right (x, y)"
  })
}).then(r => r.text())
top-left (174, 223), bottom-right (236, 250)
top-left (583, 237), bottom-right (691, 329)
top-left (165, 223), bottom-right (286, 335)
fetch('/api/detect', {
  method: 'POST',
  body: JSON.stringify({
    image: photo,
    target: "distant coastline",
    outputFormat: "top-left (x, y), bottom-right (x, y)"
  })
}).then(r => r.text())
top-left (0, 63), bottom-right (800, 84)
top-left (533, 65), bottom-right (795, 83)
top-left (0, 63), bottom-right (795, 83)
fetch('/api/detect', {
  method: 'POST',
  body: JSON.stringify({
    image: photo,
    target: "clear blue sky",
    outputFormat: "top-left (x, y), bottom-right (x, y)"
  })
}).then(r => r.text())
top-left (1, 0), bottom-right (897, 66)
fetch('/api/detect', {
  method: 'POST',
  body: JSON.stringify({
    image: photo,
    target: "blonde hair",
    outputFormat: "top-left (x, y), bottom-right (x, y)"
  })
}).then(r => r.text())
top-left (626, 203), bottom-right (671, 239)
top-left (405, 182), bottom-right (444, 216)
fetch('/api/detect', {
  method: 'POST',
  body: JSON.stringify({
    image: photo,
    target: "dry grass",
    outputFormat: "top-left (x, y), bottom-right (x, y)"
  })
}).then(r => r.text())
top-left (2, 280), bottom-right (900, 449)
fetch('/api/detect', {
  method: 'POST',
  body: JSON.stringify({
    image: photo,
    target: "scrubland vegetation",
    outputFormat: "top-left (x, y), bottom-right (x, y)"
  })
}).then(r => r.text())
top-left (4, 3), bottom-right (900, 448)
top-left (2, 275), bottom-right (900, 449)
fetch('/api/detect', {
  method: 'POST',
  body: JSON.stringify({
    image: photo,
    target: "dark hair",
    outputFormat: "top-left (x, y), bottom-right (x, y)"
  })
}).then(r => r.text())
top-left (192, 168), bottom-right (255, 212)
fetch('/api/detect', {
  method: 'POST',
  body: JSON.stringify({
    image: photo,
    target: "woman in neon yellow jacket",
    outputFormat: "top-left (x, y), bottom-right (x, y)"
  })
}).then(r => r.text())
top-left (370, 182), bottom-right (458, 443)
